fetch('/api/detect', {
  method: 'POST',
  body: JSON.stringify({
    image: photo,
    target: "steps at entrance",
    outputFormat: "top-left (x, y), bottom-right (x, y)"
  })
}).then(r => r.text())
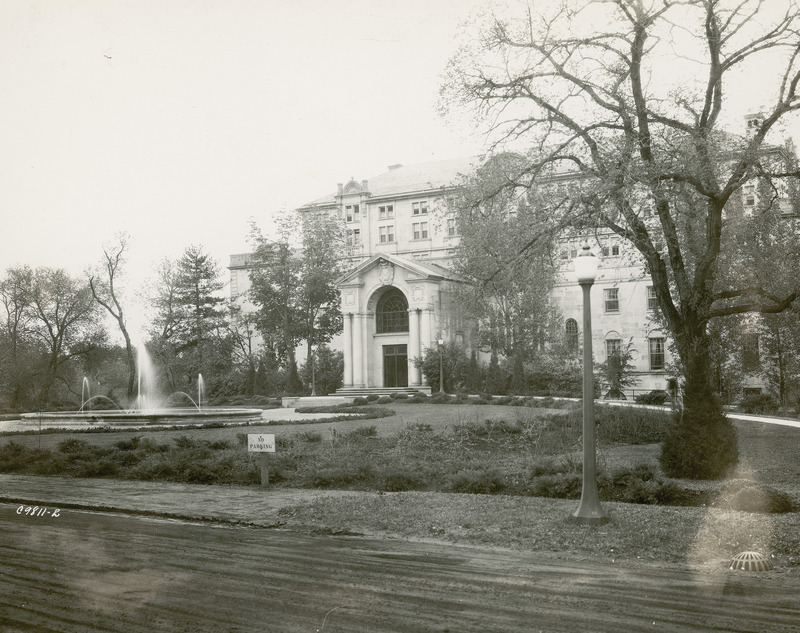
top-left (334, 386), bottom-right (430, 398)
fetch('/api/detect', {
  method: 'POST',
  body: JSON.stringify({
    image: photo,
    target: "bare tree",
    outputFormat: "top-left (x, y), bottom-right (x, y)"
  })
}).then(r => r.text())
top-left (442, 0), bottom-right (800, 477)
top-left (89, 233), bottom-right (136, 399)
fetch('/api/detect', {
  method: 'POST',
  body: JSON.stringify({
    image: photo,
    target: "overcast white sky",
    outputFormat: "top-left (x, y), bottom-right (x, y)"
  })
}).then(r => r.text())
top-left (0, 0), bottom-right (486, 296)
top-left (1, 0), bottom-right (796, 322)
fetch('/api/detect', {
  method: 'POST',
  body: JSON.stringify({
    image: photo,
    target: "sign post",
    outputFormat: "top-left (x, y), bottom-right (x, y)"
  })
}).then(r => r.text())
top-left (247, 434), bottom-right (276, 486)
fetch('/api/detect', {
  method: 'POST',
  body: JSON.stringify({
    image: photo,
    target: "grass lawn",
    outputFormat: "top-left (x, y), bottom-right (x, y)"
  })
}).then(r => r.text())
top-left (2, 401), bottom-right (799, 569)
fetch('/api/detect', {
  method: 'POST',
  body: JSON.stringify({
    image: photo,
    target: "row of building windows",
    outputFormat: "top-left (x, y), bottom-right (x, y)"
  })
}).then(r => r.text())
top-left (561, 244), bottom-right (619, 260)
top-left (344, 200), bottom-right (430, 224)
top-left (602, 286), bottom-right (658, 313)
top-left (565, 319), bottom-right (666, 371)
top-left (345, 220), bottom-right (456, 247)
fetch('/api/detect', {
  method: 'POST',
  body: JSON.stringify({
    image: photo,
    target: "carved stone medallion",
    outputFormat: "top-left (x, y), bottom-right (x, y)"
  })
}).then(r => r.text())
top-left (377, 259), bottom-right (395, 285)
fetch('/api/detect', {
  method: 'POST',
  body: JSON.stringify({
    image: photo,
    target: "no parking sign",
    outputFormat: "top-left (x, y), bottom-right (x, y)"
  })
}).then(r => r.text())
top-left (247, 434), bottom-right (275, 485)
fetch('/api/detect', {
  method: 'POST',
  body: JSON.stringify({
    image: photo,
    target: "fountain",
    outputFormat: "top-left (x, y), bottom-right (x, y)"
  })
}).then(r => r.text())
top-left (20, 345), bottom-right (263, 427)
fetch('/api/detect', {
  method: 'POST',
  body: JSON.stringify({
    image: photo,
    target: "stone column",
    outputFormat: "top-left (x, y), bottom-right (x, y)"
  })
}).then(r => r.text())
top-left (352, 313), bottom-right (364, 388)
top-left (420, 308), bottom-right (432, 387)
top-left (342, 313), bottom-right (353, 387)
top-left (361, 312), bottom-right (371, 387)
top-left (408, 308), bottom-right (421, 387)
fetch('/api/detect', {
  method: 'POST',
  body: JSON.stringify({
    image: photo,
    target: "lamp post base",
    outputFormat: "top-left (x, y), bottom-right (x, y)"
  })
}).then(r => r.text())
top-left (569, 514), bottom-right (611, 525)
top-left (570, 511), bottom-right (610, 526)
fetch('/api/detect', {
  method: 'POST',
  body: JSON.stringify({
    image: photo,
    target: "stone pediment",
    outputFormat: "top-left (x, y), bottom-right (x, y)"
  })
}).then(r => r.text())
top-left (336, 253), bottom-right (461, 287)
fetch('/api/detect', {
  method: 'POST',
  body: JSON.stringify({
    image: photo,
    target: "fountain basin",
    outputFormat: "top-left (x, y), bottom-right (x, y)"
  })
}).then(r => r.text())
top-left (20, 408), bottom-right (265, 426)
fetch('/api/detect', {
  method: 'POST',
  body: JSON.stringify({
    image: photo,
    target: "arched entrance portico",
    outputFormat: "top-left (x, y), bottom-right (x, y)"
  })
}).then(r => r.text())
top-left (337, 254), bottom-right (463, 394)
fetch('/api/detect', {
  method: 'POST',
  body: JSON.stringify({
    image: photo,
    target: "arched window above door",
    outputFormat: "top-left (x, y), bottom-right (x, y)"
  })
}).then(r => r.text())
top-left (565, 318), bottom-right (579, 352)
top-left (376, 288), bottom-right (409, 333)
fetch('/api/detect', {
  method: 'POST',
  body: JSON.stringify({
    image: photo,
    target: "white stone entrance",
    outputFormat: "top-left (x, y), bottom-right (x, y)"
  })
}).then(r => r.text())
top-left (337, 254), bottom-right (460, 391)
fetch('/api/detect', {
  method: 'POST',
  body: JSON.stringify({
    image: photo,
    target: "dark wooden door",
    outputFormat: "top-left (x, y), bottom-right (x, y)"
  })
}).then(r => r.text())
top-left (383, 345), bottom-right (408, 388)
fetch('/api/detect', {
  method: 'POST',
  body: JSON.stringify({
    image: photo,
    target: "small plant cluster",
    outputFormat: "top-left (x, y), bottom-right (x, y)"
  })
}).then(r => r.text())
top-left (522, 461), bottom-right (708, 507)
top-left (0, 436), bottom-right (260, 484)
top-left (634, 390), bottom-right (670, 405)
top-left (738, 392), bottom-right (780, 415)
top-left (713, 479), bottom-right (794, 514)
top-left (210, 395), bottom-right (282, 408)
top-left (2, 406), bottom-right (795, 513)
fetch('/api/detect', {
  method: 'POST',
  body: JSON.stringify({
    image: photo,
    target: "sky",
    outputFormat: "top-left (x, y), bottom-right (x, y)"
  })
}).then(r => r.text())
top-left (1, 0), bottom-right (797, 341)
top-left (0, 0), bottom-right (486, 301)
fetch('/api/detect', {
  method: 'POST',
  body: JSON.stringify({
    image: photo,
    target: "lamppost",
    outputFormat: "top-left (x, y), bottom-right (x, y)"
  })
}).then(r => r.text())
top-left (572, 244), bottom-right (609, 525)
top-left (310, 344), bottom-right (318, 397)
top-left (437, 338), bottom-right (445, 394)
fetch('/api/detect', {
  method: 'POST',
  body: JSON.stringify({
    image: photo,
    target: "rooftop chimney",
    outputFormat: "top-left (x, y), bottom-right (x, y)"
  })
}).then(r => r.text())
top-left (745, 112), bottom-right (763, 138)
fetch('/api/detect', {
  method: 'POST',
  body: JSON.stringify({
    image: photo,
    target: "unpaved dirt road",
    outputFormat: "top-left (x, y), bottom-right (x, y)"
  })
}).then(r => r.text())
top-left (2, 502), bottom-right (799, 632)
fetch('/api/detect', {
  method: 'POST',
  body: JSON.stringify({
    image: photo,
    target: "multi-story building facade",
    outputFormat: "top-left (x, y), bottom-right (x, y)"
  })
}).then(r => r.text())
top-left (230, 124), bottom-right (797, 397)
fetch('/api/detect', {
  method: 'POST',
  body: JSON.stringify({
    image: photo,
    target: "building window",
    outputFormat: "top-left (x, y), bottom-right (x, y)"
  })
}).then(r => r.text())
top-left (649, 337), bottom-right (665, 371)
top-left (604, 288), bottom-right (620, 312)
top-left (378, 205), bottom-right (394, 220)
top-left (346, 228), bottom-right (360, 244)
top-left (379, 225), bottom-right (395, 243)
top-left (647, 286), bottom-right (657, 311)
top-left (743, 184), bottom-right (755, 207)
top-left (742, 333), bottom-right (760, 372)
top-left (602, 245), bottom-right (620, 257)
top-left (606, 339), bottom-right (622, 358)
top-left (412, 201), bottom-right (429, 215)
top-left (565, 318), bottom-right (579, 352)
top-left (412, 222), bottom-right (429, 240)
top-left (376, 288), bottom-right (409, 333)
top-left (345, 204), bottom-right (360, 222)
top-left (447, 218), bottom-right (456, 236)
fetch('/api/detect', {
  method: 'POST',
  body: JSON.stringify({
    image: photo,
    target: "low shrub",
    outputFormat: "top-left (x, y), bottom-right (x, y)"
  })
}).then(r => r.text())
top-left (114, 437), bottom-right (142, 451)
top-left (297, 430), bottom-right (323, 443)
top-left (714, 479), bottom-right (795, 513)
top-left (635, 390), bottom-right (670, 405)
top-left (409, 393), bottom-right (428, 403)
top-left (377, 396), bottom-right (393, 404)
top-left (660, 405), bottom-right (738, 480)
top-left (429, 394), bottom-right (452, 404)
top-left (381, 468), bottom-right (428, 492)
top-left (739, 392), bottom-right (780, 415)
top-left (173, 436), bottom-right (196, 449)
top-left (393, 393), bottom-right (409, 400)
top-left (352, 397), bottom-right (368, 406)
top-left (58, 438), bottom-right (92, 453)
top-left (529, 457), bottom-right (573, 477)
top-left (448, 468), bottom-right (505, 494)
top-left (343, 425), bottom-right (377, 439)
top-left (366, 394), bottom-right (380, 402)
top-left (593, 406), bottom-right (670, 445)
top-left (404, 422), bottom-right (433, 433)
top-left (527, 472), bottom-right (582, 499)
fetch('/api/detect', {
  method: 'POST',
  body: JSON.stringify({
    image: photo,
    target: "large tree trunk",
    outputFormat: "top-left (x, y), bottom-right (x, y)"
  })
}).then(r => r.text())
top-left (659, 320), bottom-right (739, 480)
